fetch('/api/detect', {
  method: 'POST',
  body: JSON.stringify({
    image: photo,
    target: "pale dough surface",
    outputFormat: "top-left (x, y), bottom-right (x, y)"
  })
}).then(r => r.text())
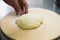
top-left (16, 13), bottom-right (43, 29)
top-left (1, 8), bottom-right (60, 40)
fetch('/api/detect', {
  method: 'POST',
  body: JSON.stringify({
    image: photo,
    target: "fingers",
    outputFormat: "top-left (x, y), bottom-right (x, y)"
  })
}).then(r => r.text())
top-left (16, 11), bottom-right (23, 15)
top-left (4, 0), bottom-right (28, 15)
top-left (4, 0), bottom-right (23, 15)
top-left (18, 0), bottom-right (28, 14)
top-left (24, 3), bottom-right (28, 14)
top-left (23, 0), bottom-right (28, 14)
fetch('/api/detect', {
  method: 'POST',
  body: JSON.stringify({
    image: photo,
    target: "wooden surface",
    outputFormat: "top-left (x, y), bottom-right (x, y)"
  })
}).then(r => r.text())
top-left (1, 8), bottom-right (60, 40)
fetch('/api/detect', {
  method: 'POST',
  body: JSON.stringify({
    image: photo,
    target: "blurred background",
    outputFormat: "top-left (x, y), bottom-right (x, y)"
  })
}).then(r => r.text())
top-left (0, 0), bottom-right (60, 40)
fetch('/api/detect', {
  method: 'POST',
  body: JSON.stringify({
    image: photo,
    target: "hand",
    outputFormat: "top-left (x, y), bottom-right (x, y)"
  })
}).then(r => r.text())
top-left (3, 0), bottom-right (28, 15)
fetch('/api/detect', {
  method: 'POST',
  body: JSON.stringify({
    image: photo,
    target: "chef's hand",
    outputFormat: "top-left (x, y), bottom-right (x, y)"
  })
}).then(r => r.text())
top-left (3, 0), bottom-right (28, 15)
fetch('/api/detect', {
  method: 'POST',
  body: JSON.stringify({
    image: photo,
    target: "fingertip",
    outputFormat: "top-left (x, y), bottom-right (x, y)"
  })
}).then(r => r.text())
top-left (16, 11), bottom-right (23, 16)
top-left (24, 6), bottom-right (28, 14)
top-left (16, 12), bottom-right (19, 15)
top-left (24, 10), bottom-right (28, 14)
top-left (25, 5), bottom-right (28, 14)
top-left (19, 12), bottom-right (23, 16)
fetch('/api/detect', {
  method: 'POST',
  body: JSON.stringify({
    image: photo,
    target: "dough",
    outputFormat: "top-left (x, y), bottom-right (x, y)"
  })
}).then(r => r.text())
top-left (16, 13), bottom-right (43, 30)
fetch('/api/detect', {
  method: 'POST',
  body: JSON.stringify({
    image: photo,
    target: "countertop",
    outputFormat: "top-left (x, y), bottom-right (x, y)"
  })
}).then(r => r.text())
top-left (0, 0), bottom-right (60, 40)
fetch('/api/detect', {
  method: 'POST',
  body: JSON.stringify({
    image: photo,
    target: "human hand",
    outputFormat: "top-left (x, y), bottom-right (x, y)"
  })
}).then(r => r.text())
top-left (3, 0), bottom-right (28, 15)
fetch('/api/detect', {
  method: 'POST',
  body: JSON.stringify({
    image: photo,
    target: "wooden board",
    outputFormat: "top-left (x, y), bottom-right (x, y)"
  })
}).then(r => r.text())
top-left (1, 8), bottom-right (60, 40)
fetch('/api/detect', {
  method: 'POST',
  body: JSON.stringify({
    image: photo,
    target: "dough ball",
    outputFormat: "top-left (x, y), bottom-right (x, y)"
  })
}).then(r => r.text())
top-left (16, 13), bottom-right (43, 30)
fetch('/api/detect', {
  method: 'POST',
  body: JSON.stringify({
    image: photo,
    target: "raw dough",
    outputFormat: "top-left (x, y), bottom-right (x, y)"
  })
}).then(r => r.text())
top-left (16, 13), bottom-right (43, 30)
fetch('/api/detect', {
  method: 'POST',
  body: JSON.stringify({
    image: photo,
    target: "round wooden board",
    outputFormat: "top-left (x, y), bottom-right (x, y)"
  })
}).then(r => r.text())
top-left (1, 8), bottom-right (60, 40)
